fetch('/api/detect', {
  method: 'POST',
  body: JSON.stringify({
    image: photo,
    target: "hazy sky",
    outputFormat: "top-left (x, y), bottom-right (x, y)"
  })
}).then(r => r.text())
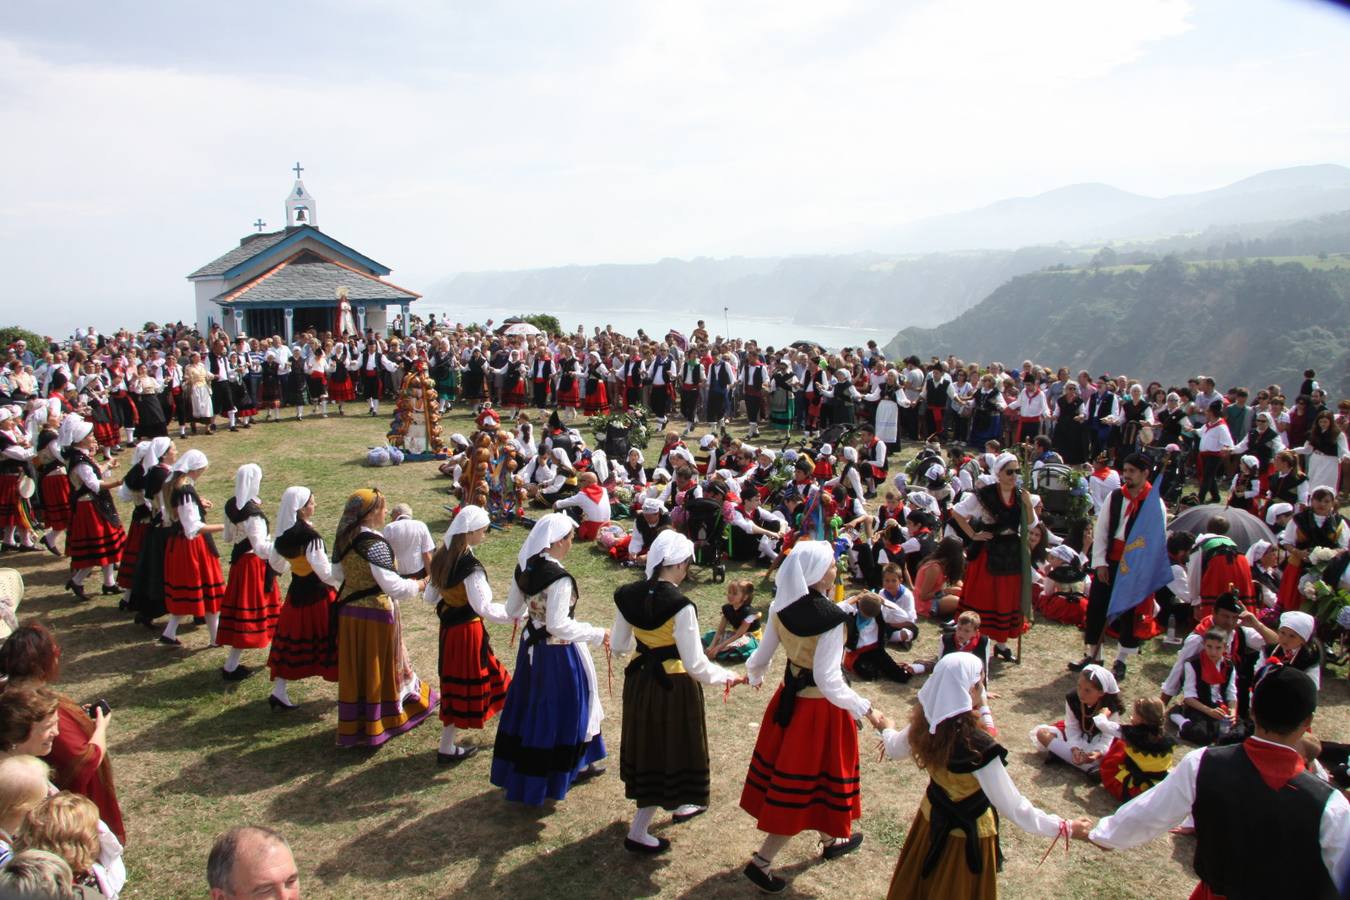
top-left (2, 0), bottom-right (1349, 335)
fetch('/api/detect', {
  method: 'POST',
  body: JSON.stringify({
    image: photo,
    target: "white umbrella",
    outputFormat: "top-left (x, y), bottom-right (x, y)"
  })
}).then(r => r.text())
top-left (503, 322), bottom-right (541, 336)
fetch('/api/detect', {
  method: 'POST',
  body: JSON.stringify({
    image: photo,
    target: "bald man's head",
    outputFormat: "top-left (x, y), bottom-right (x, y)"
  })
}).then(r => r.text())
top-left (207, 826), bottom-right (300, 900)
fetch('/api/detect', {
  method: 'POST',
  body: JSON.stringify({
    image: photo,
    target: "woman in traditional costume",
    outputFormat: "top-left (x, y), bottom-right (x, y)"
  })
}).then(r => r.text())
top-left (423, 504), bottom-right (512, 763)
top-left (36, 429), bottom-right (71, 556)
top-left (327, 340), bottom-right (357, 413)
top-left (583, 351), bottom-right (611, 417)
top-left (61, 415), bottom-right (124, 602)
top-left (330, 488), bottom-right (435, 747)
top-left (1296, 410), bottom-right (1347, 495)
top-left (950, 452), bottom-right (1033, 661)
top-left (611, 530), bottom-right (744, 854)
top-left (739, 541), bottom-right (884, 893)
top-left (265, 486), bottom-right (341, 709)
top-left (282, 347), bottom-right (310, 420)
top-left (491, 512), bottom-right (609, 804)
top-left (111, 441), bottom-right (151, 604)
top-left (216, 464), bottom-right (282, 682)
top-left (159, 449), bottom-right (225, 647)
top-left (877, 652), bottom-right (1066, 899)
top-left (183, 352), bottom-right (214, 434)
top-left (0, 407), bottom-right (38, 552)
top-left (128, 438), bottom-right (174, 629)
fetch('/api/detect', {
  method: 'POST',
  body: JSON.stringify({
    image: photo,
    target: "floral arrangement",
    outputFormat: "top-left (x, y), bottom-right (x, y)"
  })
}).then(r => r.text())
top-left (1300, 547), bottom-right (1350, 628)
top-left (1062, 468), bottom-right (1092, 522)
top-left (589, 404), bottom-right (653, 451)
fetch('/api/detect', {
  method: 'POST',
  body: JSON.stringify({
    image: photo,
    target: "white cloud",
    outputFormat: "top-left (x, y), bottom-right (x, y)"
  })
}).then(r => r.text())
top-left (0, 0), bottom-right (1348, 334)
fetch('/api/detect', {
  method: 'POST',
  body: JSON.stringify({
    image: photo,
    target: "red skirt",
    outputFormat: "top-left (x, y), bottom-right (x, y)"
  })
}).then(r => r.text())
top-left (218, 552), bottom-right (283, 648)
top-left (576, 519), bottom-right (610, 541)
top-left (93, 419), bottom-right (119, 448)
top-left (66, 501), bottom-right (124, 570)
top-left (438, 618), bottom-right (511, 728)
top-left (502, 381), bottom-right (528, 409)
top-left (583, 383), bottom-right (610, 416)
top-left (1033, 589), bottom-right (1087, 627)
top-left (267, 589), bottom-right (338, 681)
top-left (0, 474), bottom-right (27, 529)
top-left (1198, 556), bottom-right (1255, 619)
top-left (163, 533), bottom-right (225, 616)
top-left (41, 472), bottom-right (71, 531)
top-left (740, 689), bottom-right (861, 838)
top-left (557, 381), bottom-right (581, 409)
top-left (115, 520), bottom-right (149, 589)
top-left (1276, 561), bottom-right (1304, 613)
top-left (959, 555), bottom-right (1028, 643)
top-left (328, 374), bottom-right (356, 402)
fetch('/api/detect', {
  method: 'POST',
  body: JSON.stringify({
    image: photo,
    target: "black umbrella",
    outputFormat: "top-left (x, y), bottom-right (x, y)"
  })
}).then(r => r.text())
top-left (1168, 504), bottom-right (1275, 552)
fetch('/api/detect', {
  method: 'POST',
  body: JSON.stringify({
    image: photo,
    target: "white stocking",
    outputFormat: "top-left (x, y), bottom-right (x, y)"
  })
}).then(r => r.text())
top-left (270, 678), bottom-right (293, 705)
top-left (102, 564), bottom-right (116, 585)
top-left (628, 806), bottom-right (659, 846)
top-left (438, 724), bottom-right (460, 755)
top-left (223, 647), bottom-right (244, 672)
top-left (205, 612), bottom-right (220, 645)
top-left (162, 615), bottom-right (182, 639)
top-left (72, 567), bottom-right (90, 586)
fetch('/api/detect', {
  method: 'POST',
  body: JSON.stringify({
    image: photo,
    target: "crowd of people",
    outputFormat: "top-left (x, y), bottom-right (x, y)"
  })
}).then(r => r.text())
top-left (1, 317), bottom-right (1349, 898)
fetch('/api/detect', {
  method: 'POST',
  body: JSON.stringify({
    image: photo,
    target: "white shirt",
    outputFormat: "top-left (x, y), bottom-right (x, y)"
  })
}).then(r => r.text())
top-left (1088, 468), bottom-right (1120, 516)
top-left (1197, 421), bottom-right (1234, 453)
top-left (422, 566), bottom-right (512, 624)
top-left (1088, 737), bottom-right (1350, 885)
top-left (553, 488), bottom-right (612, 523)
top-left (881, 726), bottom-right (1064, 837)
top-left (1008, 388), bottom-right (1050, 419)
top-left (611, 603), bottom-right (738, 686)
top-left (1160, 626), bottom-right (1266, 697)
top-left (221, 508), bottom-right (271, 558)
top-left (744, 601), bottom-right (871, 718)
top-left (382, 517), bottom-right (436, 576)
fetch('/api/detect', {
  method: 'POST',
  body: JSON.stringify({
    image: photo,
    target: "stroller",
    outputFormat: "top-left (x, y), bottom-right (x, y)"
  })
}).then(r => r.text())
top-left (683, 497), bottom-right (728, 583)
top-left (1032, 462), bottom-right (1079, 540)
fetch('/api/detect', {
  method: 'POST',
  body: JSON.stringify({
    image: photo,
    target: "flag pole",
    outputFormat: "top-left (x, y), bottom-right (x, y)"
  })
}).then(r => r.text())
top-left (1017, 485), bottom-right (1033, 664)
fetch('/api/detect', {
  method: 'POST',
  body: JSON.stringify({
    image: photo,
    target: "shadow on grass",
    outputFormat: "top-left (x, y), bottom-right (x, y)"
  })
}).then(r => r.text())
top-left (313, 787), bottom-right (552, 883)
top-left (488, 821), bottom-right (667, 898)
top-left (673, 850), bottom-right (829, 899)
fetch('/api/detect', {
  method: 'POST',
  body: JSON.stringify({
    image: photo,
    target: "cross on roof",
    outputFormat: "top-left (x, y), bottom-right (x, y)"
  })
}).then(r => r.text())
top-left (292, 162), bottom-right (304, 179)
top-left (253, 218), bottom-right (266, 232)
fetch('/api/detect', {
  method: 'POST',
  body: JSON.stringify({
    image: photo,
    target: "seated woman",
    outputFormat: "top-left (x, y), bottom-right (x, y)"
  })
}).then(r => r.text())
top-left (1031, 664), bottom-right (1122, 773)
top-left (911, 537), bottom-right (964, 622)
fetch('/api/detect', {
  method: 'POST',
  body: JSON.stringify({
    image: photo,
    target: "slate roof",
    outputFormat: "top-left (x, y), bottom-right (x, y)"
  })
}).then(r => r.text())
top-left (213, 251), bottom-right (421, 306)
top-left (188, 231), bottom-right (292, 278)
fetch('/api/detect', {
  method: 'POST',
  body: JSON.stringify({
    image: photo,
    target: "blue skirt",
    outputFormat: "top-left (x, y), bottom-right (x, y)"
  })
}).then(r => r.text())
top-left (490, 640), bottom-right (606, 805)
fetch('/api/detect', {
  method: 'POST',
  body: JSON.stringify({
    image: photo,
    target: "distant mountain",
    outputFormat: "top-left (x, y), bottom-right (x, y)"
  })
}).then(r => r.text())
top-left (883, 257), bottom-right (1350, 396)
top-left (425, 165), bottom-right (1350, 331)
top-left (874, 164), bottom-right (1350, 253)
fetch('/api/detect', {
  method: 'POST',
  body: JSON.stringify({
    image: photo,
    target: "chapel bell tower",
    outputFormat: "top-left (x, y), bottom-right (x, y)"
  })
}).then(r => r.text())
top-left (285, 161), bottom-right (317, 228)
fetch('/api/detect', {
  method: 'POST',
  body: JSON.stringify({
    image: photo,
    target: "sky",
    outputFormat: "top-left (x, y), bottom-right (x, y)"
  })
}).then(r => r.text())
top-left (1, 0), bottom-right (1349, 335)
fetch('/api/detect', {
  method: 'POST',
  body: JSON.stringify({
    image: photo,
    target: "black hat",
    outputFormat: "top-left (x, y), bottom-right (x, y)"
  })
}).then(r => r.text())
top-left (1122, 452), bottom-right (1154, 474)
top-left (1251, 666), bottom-right (1317, 734)
top-left (1214, 590), bottom-right (1244, 614)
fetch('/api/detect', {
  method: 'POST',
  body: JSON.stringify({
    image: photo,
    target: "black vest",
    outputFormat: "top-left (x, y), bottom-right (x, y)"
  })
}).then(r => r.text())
top-left (1244, 427), bottom-right (1278, 468)
top-left (1192, 742), bottom-right (1336, 899)
top-left (1267, 471), bottom-right (1305, 505)
top-left (1292, 510), bottom-right (1344, 551)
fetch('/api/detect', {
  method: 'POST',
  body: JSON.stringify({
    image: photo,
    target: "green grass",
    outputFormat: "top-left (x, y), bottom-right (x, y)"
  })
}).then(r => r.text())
top-left (11, 410), bottom-right (1349, 898)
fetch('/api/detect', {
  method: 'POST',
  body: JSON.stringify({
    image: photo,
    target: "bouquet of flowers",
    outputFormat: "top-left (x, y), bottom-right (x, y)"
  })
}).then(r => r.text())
top-left (1300, 547), bottom-right (1350, 628)
top-left (589, 404), bottom-right (652, 451)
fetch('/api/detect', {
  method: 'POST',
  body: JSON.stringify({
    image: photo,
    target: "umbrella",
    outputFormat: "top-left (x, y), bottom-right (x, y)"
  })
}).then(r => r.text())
top-left (502, 322), bottom-right (540, 337)
top-left (1167, 504), bottom-right (1275, 552)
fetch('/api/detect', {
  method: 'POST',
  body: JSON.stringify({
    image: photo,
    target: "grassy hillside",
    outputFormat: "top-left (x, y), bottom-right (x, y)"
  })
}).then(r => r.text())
top-left (885, 256), bottom-right (1350, 395)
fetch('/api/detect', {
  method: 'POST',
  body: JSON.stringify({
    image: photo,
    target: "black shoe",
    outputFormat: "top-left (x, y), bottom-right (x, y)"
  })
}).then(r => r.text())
top-left (993, 645), bottom-right (1014, 662)
top-left (101, 584), bottom-right (121, 595)
top-left (192, 616), bottom-right (206, 625)
top-left (672, 807), bottom-right (706, 824)
top-left (939, 619), bottom-right (957, 633)
top-left (229, 426), bottom-right (238, 432)
top-left (243, 421), bottom-right (252, 428)
top-left (43, 539), bottom-right (60, 556)
top-left (157, 635), bottom-right (182, 646)
top-left (436, 745), bottom-right (479, 765)
top-left (1067, 655), bottom-right (1101, 673)
top-left (623, 837), bottom-right (671, 855)
top-left (221, 665), bottom-right (254, 683)
top-left (743, 863), bottom-right (787, 894)
top-left (574, 764), bottom-right (606, 782)
top-left (117, 599), bottom-right (129, 611)
top-left (65, 580), bottom-right (90, 602)
top-left (822, 833), bottom-right (863, 860)
top-left (1112, 659), bottom-right (1127, 682)
top-left (268, 695), bottom-right (298, 711)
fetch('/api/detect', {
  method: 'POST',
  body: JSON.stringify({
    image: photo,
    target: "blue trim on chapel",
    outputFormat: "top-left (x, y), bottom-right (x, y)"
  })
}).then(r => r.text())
top-left (220, 226), bottom-right (391, 279)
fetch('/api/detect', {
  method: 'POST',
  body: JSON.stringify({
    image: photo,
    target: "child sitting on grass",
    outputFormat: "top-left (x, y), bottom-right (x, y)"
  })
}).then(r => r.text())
top-left (1095, 697), bottom-right (1176, 801)
top-left (841, 592), bottom-right (922, 683)
top-left (703, 580), bottom-right (761, 662)
top-left (1031, 664), bottom-right (1122, 773)
top-left (1172, 627), bottom-right (1240, 745)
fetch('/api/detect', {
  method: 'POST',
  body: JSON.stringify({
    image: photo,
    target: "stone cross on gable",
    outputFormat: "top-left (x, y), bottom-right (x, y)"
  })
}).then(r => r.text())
top-left (293, 162), bottom-right (304, 179)
top-left (253, 219), bottom-right (266, 232)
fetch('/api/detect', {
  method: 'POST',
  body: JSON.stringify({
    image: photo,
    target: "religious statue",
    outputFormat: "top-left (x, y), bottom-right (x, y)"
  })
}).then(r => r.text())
top-left (387, 357), bottom-right (445, 456)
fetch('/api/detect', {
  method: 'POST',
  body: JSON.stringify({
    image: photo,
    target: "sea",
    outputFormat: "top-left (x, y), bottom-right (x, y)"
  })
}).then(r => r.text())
top-left (414, 304), bottom-right (895, 352)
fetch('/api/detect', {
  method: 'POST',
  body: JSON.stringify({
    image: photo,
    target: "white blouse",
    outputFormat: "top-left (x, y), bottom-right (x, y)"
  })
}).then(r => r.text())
top-left (611, 604), bottom-right (738, 686)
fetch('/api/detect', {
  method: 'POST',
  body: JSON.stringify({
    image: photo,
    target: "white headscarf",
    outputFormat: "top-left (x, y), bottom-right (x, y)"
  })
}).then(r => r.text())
top-left (127, 440), bottom-right (151, 472)
top-left (143, 436), bottom-right (172, 473)
top-left (58, 413), bottom-right (92, 449)
top-left (699, 434), bottom-right (717, 449)
top-left (669, 447), bottom-right (695, 468)
top-left (173, 448), bottom-right (208, 474)
top-left (771, 540), bottom-right (836, 613)
top-left (1279, 610), bottom-right (1315, 642)
top-left (517, 512), bottom-right (575, 568)
top-left (1080, 662), bottom-right (1120, 696)
top-left (628, 448), bottom-right (645, 465)
top-left (1265, 502), bottom-right (1293, 525)
top-left (445, 504), bottom-right (490, 545)
top-left (276, 486), bottom-right (311, 534)
top-left (843, 446), bottom-right (858, 463)
top-left (645, 530), bottom-right (695, 579)
top-left (908, 491), bottom-right (940, 518)
top-left (992, 452), bottom-right (1019, 476)
top-left (590, 449), bottom-right (610, 483)
top-left (551, 447), bottom-right (572, 469)
top-left (1246, 539), bottom-right (1273, 568)
top-left (917, 652), bottom-right (984, 733)
top-left (1240, 454), bottom-right (1259, 471)
top-left (234, 463), bottom-right (262, 509)
top-left (640, 497), bottom-right (667, 515)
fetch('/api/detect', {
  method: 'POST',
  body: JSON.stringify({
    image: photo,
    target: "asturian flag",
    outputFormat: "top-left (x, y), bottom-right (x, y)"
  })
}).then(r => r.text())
top-left (1107, 477), bottom-right (1173, 622)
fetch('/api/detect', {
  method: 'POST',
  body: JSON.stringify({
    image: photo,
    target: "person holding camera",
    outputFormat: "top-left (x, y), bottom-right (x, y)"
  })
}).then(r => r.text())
top-left (0, 623), bottom-right (125, 844)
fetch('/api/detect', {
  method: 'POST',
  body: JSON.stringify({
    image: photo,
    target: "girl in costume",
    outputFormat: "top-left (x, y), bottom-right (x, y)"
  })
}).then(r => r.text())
top-left (877, 653), bottom-right (1067, 899)
top-left (491, 512), bottom-right (609, 804)
top-left (1095, 697), bottom-right (1175, 803)
top-left (159, 449), bottom-right (225, 647)
top-left (703, 579), bottom-right (762, 662)
top-left (265, 487), bottom-right (341, 710)
top-left (111, 442), bottom-right (151, 604)
top-left (36, 429), bottom-right (71, 557)
top-left (739, 541), bottom-right (884, 893)
top-left (61, 415), bottom-right (124, 602)
top-left (611, 530), bottom-right (744, 854)
top-left (330, 489), bottom-right (435, 747)
top-left (1031, 664), bottom-right (1123, 773)
top-left (423, 505), bottom-right (513, 763)
top-left (217, 464), bottom-right (282, 682)
top-left (128, 438), bottom-right (174, 629)
top-left (0, 408), bottom-right (39, 552)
